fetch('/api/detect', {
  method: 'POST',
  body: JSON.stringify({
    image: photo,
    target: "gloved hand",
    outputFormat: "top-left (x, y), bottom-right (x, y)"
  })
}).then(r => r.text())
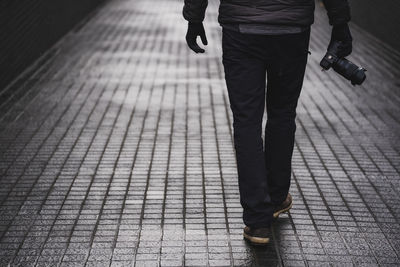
top-left (185, 22), bottom-right (208, 53)
top-left (328, 23), bottom-right (353, 58)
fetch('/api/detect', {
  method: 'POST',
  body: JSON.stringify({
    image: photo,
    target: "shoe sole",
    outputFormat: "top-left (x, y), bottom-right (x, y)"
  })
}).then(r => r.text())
top-left (273, 201), bottom-right (293, 219)
top-left (243, 232), bottom-right (270, 245)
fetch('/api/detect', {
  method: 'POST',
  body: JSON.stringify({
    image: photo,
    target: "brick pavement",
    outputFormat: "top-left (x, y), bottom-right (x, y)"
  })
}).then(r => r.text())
top-left (0, 0), bottom-right (399, 266)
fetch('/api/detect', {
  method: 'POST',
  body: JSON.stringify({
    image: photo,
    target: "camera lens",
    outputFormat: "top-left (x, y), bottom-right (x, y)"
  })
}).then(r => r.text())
top-left (333, 58), bottom-right (366, 86)
top-left (351, 68), bottom-right (367, 85)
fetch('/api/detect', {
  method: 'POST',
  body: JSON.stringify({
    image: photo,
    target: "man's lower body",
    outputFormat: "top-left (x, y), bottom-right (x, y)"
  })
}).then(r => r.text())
top-left (221, 27), bottom-right (311, 231)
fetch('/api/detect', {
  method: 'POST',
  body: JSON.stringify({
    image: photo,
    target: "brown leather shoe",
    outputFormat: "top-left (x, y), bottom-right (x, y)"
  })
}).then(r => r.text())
top-left (273, 193), bottom-right (292, 219)
top-left (243, 226), bottom-right (271, 245)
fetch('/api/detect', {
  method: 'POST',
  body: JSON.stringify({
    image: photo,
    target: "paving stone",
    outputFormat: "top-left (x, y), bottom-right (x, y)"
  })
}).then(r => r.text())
top-left (0, 0), bottom-right (399, 266)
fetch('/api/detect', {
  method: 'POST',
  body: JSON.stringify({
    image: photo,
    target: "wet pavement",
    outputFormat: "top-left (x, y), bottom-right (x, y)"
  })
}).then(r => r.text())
top-left (0, 0), bottom-right (400, 266)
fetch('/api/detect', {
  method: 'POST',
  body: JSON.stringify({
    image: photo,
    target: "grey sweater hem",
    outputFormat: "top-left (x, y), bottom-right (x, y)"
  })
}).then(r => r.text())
top-left (221, 23), bottom-right (310, 35)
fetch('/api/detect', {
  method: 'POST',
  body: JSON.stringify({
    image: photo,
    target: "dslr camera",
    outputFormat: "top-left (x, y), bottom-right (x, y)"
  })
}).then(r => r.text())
top-left (320, 41), bottom-right (366, 86)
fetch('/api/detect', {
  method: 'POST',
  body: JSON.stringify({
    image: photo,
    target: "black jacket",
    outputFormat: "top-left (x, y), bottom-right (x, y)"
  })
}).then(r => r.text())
top-left (183, 0), bottom-right (351, 26)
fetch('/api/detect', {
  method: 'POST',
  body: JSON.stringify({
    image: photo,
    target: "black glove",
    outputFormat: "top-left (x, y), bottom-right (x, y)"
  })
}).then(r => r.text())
top-left (185, 22), bottom-right (208, 53)
top-left (328, 23), bottom-right (352, 58)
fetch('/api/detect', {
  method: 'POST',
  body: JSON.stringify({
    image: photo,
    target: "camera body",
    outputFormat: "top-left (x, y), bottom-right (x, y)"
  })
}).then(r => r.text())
top-left (320, 41), bottom-right (366, 86)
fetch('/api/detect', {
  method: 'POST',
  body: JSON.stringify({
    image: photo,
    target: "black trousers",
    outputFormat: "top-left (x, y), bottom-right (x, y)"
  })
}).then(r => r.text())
top-left (221, 27), bottom-right (311, 228)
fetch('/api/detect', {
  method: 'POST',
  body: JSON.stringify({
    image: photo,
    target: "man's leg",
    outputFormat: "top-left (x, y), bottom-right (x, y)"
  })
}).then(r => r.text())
top-left (222, 28), bottom-right (274, 228)
top-left (264, 29), bottom-right (311, 205)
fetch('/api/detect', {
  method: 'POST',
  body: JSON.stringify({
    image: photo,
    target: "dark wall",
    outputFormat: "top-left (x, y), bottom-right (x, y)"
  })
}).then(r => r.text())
top-left (0, 0), bottom-right (106, 90)
top-left (349, 0), bottom-right (400, 52)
